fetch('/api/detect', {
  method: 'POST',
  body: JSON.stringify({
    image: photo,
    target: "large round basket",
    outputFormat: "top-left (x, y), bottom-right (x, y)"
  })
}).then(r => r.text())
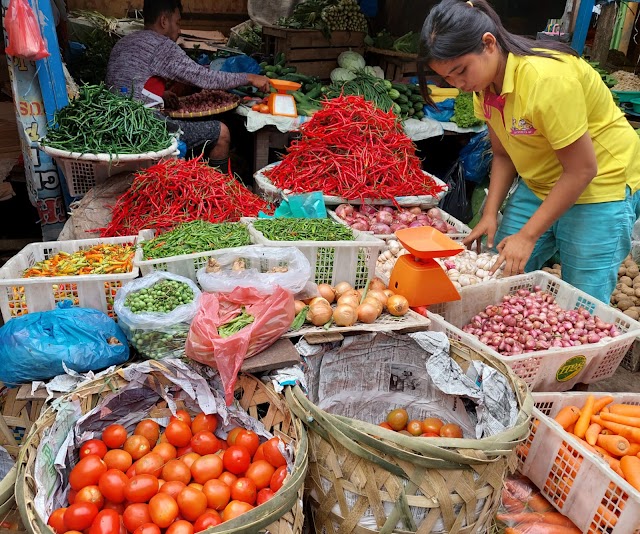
top-left (15, 361), bottom-right (307, 534)
top-left (286, 338), bottom-right (533, 534)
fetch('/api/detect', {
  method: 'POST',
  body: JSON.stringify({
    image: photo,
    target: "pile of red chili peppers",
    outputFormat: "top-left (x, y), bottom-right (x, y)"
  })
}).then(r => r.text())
top-left (264, 95), bottom-right (446, 202)
top-left (100, 156), bottom-right (270, 237)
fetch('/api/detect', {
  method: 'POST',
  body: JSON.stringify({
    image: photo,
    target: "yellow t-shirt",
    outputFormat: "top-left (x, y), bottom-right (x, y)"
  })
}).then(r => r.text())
top-left (473, 53), bottom-right (640, 203)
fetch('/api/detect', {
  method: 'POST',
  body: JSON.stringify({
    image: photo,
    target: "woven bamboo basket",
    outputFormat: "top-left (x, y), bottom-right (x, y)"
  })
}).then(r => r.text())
top-left (14, 361), bottom-right (307, 534)
top-left (286, 339), bottom-right (533, 534)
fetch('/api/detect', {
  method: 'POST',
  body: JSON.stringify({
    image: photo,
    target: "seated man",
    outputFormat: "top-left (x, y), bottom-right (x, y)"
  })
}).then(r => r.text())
top-left (106, 0), bottom-right (269, 168)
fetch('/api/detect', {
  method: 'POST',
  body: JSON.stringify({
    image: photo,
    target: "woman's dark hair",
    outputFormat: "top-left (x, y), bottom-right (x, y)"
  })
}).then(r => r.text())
top-left (418, 0), bottom-right (578, 103)
top-left (144, 0), bottom-right (183, 25)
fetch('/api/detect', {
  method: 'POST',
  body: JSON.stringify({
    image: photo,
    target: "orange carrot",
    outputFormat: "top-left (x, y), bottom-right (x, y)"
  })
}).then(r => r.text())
top-left (583, 441), bottom-right (625, 476)
top-left (565, 423), bottom-right (575, 434)
top-left (597, 434), bottom-right (630, 456)
top-left (526, 493), bottom-right (553, 512)
top-left (600, 428), bottom-right (614, 435)
top-left (602, 406), bottom-right (610, 413)
top-left (592, 395), bottom-right (615, 414)
top-left (502, 488), bottom-right (526, 513)
top-left (496, 512), bottom-right (576, 527)
top-left (596, 504), bottom-right (619, 527)
top-left (592, 415), bottom-right (640, 444)
top-left (620, 455), bottom-right (640, 491)
top-left (554, 406), bottom-right (581, 430)
top-left (609, 403), bottom-right (640, 418)
top-left (574, 395), bottom-right (595, 439)
top-left (503, 525), bottom-right (581, 534)
top-left (625, 442), bottom-right (640, 456)
top-left (585, 423), bottom-right (602, 446)
top-left (600, 411), bottom-right (640, 429)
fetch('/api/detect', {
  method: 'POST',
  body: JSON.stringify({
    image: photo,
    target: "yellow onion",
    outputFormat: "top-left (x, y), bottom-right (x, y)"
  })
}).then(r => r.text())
top-left (307, 302), bottom-right (333, 326)
top-left (367, 289), bottom-right (388, 308)
top-left (294, 300), bottom-right (307, 314)
top-left (337, 294), bottom-right (360, 309)
top-left (357, 302), bottom-right (379, 324)
top-left (362, 297), bottom-right (383, 315)
top-left (383, 289), bottom-right (395, 299)
top-left (387, 294), bottom-right (409, 316)
top-left (309, 297), bottom-right (330, 307)
top-left (369, 277), bottom-right (387, 291)
top-left (317, 283), bottom-right (336, 304)
top-left (333, 304), bottom-right (357, 326)
top-left (334, 281), bottom-right (353, 299)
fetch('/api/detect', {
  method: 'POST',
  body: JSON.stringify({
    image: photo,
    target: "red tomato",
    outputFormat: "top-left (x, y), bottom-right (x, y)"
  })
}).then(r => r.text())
top-left (102, 501), bottom-right (126, 515)
top-left (123, 436), bottom-right (151, 461)
top-left (270, 466), bottom-right (287, 493)
top-left (235, 431), bottom-right (259, 458)
top-left (252, 443), bottom-right (266, 463)
top-left (176, 445), bottom-right (194, 457)
top-left (159, 480), bottom-right (186, 500)
top-left (126, 463), bottom-right (137, 479)
top-left (47, 507), bottom-right (67, 534)
top-left (64, 502), bottom-right (99, 531)
top-left (69, 455), bottom-right (108, 491)
top-left (134, 452), bottom-right (164, 478)
top-left (223, 446), bottom-right (251, 475)
top-left (165, 421), bottom-right (192, 448)
top-left (421, 417), bottom-right (444, 435)
top-left (222, 500), bottom-right (254, 521)
top-left (75, 485), bottom-right (104, 509)
top-left (202, 479), bottom-right (231, 511)
top-left (245, 460), bottom-right (275, 490)
top-left (102, 425), bottom-right (128, 449)
top-left (134, 420), bottom-right (160, 447)
top-left (191, 413), bottom-right (218, 435)
top-left (440, 423), bottom-right (463, 438)
top-left (218, 472), bottom-right (237, 487)
top-left (99, 469), bottom-right (129, 504)
top-left (161, 459), bottom-right (192, 485)
top-left (152, 443), bottom-right (177, 463)
top-left (103, 449), bottom-right (133, 472)
top-left (176, 487), bottom-right (208, 522)
top-left (89, 509), bottom-right (122, 534)
top-left (180, 452), bottom-right (200, 469)
top-left (230, 477), bottom-right (257, 505)
top-left (226, 428), bottom-right (243, 447)
top-left (124, 474), bottom-right (159, 503)
top-left (79, 439), bottom-right (108, 460)
top-left (132, 523), bottom-right (161, 534)
top-left (257, 488), bottom-right (275, 506)
top-left (420, 432), bottom-right (440, 438)
top-left (165, 520), bottom-right (194, 534)
top-left (193, 511), bottom-right (222, 532)
top-left (190, 431), bottom-right (220, 456)
top-left (122, 504), bottom-right (152, 533)
top-left (378, 422), bottom-right (393, 430)
top-left (170, 410), bottom-right (192, 427)
top-left (190, 454), bottom-right (223, 485)
top-left (148, 493), bottom-right (179, 528)
top-left (406, 420), bottom-right (424, 436)
top-left (263, 438), bottom-right (286, 469)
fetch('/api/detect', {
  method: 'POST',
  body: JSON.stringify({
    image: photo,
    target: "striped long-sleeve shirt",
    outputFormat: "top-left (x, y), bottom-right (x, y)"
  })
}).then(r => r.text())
top-left (106, 30), bottom-right (249, 105)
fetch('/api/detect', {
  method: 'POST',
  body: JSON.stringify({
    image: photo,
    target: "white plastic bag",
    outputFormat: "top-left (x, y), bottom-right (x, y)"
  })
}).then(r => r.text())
top-left (115, 272), bottom-right (201, 360)
top-left (196, 245), bottom-right (311, 294)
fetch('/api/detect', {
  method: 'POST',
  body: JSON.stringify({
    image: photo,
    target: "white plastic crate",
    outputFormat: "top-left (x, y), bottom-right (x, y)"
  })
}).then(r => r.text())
top-left (427, 271), bottom-right (640, 391)
top-left (0, 236), bottom-right (141, 322)
top-left (242, 218), bottom-right (385, 287)
top-left (518, 392), bottom-right (640, 534)
top-left (134, 228), bottom-right (255, 283)
top-left (328, 207), bottom-right (471, 242)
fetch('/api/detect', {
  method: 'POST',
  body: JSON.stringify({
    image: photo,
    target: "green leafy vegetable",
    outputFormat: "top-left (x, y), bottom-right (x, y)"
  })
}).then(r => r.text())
top-left (451, 92), bottom-right (483, 128)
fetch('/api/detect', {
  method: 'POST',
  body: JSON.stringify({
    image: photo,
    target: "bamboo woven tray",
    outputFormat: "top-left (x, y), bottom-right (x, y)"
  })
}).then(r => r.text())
top-left (167, 98), bottom-right (240, 119)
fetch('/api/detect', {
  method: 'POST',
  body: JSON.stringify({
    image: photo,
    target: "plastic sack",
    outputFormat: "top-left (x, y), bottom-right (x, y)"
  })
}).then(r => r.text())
top-left (186, 287), bottom-right (295, 404)
top-left (220, 55), bottom-right (261, 74)
top-left (4, 0), bottom-right (50, 61)
top-left (423, 98), bottom-right (455, 122)
top-left (439, 161), bottom-right (473, 224)
top-left (260, 192), bottom-right (327, 219)
top-left (197, 245), bottom-right (311, 294)
top-left (460, 131), bottom-right (493, 183)
top-left (0, 303), bottom-right (129, 385)
top-left (114, 272), bottom-right (201, 360)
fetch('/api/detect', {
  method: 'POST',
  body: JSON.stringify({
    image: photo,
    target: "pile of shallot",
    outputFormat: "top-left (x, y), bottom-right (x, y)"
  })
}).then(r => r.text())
top-left (462, 287), bottom-right (620, 356)
top-left (334, 204), bottom-right (459, 236)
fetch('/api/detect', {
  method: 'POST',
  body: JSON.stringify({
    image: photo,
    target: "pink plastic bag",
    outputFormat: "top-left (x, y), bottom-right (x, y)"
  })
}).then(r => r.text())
top-left (186, 286), bottom-right (295, 404)
top-left (5, 0), bottom-right (50, 61)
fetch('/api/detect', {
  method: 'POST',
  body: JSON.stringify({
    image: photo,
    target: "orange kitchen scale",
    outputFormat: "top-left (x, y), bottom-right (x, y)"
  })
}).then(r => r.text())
top-left (389, 226), bottom-right (465, 307)
top-left (268, 79), bottom-right (301, 117)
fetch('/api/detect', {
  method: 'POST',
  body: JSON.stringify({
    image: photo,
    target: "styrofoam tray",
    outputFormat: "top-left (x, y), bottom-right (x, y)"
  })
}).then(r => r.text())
top-left (518, 392), bottom-right (640, 533)
top-left (428, 271), bottom-right (640, 391)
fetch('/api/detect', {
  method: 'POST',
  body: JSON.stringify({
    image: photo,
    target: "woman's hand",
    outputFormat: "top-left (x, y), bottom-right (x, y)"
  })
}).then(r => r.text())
top-left (247, 74), bottom-right (270, 92)
top-left (462, 214), bottom-right (498, 253)
top-left (490, 231), bottom-right (537, 276)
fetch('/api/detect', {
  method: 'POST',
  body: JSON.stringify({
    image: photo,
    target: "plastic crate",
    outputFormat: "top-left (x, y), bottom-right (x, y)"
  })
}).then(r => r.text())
top-left (328, 207), bottom-right (471, 242)
top-left (227, 20), bottom-right (262, 54)
top-left (517, 392), bottom-right (640, 533)
top-left (427, 271), bottom-right (640, 391)
top-left (0, 236), bottom-right (140, 322)
top-left (242, 218), bottom-right (384, 287)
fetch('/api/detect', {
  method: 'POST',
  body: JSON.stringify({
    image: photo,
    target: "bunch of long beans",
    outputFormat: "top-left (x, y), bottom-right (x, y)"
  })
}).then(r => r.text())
top-left (253, 218), bottom-right (354, 242)
top-left (42, 84), bottom-right (173, 155)
top-left (325, 72), bottom-right (394, 112)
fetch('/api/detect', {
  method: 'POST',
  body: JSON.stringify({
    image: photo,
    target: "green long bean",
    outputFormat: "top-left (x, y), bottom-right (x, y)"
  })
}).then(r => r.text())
top-left (253, 218), bottom-right (354, 242)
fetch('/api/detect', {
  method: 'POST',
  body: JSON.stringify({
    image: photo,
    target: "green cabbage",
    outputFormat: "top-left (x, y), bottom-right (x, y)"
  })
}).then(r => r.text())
top-left (330, 67), bottom-right (357, 83)
top-left (337, 51), bottom-right (366, 72)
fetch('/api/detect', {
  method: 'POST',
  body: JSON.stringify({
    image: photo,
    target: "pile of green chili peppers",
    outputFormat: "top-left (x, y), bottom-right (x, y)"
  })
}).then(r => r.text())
top-left (253, 218), bottom-right (354, 242)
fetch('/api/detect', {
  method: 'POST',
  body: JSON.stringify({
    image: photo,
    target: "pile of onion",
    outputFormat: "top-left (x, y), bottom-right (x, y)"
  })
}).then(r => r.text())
top-left (294, 278), bottom-right (409, 327)
top-left (461, 287), bottom-right (620, 356)
top-left (334, 204), bottom-right (458, 236)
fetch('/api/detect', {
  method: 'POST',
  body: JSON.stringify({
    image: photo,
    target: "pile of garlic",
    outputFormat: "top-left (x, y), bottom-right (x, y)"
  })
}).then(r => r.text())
top-left (376, 239), bottom-right (408, 279)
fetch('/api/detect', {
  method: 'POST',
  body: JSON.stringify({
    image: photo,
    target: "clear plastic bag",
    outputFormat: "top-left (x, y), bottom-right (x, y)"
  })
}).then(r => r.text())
top-left (4, 0), bottom-right (50, 61)
top-left (186, 286), bottom-right (295, 404)
top-left (114, 272), bottom-right (202, 360)
top-left (196, 245), bottom-right (311, 294)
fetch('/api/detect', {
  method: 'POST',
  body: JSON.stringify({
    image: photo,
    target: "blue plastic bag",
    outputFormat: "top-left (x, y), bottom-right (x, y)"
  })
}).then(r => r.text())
top-left (460, 131), bottom-right (493, 183)
top-left (0, 303), bottom-right (129, 385)
top-left (220, 55), bottom-right (261, 74)
top-left (259, 192), bottom-right (327, 219)
top-left (423, 98), bottom-right (455, 122)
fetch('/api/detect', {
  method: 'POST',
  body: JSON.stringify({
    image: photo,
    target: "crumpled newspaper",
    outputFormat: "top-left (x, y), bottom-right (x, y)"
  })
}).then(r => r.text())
top-left (34, 363), bottom-right (119, 403)
top-left (410, 331), bottom-right (518, 438)
top-left (268, 366), bottom-right (307, 394)
top-left (0, 445), bottom-right (14, 480)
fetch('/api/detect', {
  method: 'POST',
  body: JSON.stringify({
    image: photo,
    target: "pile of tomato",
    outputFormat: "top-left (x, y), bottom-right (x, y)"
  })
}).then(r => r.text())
top-left (380, 409), bottom-right (464, 438)
top-left (47, 410), bottom-right (289, 534)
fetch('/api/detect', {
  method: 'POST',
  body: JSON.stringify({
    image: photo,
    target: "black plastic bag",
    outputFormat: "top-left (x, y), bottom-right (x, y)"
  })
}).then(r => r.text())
top-left (439, 161), bottom-right (473, 223)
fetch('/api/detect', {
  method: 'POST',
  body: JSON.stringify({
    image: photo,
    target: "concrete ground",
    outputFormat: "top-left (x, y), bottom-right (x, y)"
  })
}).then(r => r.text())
top-left (587, 364), bottom-right (640, 393)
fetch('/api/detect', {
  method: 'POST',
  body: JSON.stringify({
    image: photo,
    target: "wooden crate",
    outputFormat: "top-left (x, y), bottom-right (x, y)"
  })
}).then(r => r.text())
top-left (0, 388), bottom-right (45, 459)
top-left (262, 26), bottom-right (365, 79)
top-left (366, 46), bottom-right (418, 81)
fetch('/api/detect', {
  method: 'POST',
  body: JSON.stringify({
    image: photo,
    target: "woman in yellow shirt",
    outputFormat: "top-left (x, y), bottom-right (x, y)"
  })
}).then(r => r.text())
top-left (419, 0), bottom-right (640, 303)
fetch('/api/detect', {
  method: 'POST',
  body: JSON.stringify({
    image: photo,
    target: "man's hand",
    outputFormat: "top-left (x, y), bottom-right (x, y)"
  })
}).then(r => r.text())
top-left (247, 74), bottom-right (271, 92)
top-left (163, 90), bottom-right (180, 110)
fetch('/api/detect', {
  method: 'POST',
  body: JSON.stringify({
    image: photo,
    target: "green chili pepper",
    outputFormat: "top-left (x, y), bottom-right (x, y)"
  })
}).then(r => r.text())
top-left (253, 218), bottom-right (354, 242)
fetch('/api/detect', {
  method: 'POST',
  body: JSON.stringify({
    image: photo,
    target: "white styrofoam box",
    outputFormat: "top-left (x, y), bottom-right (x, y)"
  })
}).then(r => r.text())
top-left (328, 207), bottom-right (471, 242)
top-left (0, 236), bottom-right (140, 322)
top-left (428, 271), bottom-right (640, 391)
top-left (242, 217), bottom-right (385, 288)
top-left (518, 392), bottom-right (640, 534)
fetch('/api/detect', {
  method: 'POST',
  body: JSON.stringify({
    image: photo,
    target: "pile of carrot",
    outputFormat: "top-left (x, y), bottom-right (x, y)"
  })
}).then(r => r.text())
top-left (552, 395), bottom-right (640, 492)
